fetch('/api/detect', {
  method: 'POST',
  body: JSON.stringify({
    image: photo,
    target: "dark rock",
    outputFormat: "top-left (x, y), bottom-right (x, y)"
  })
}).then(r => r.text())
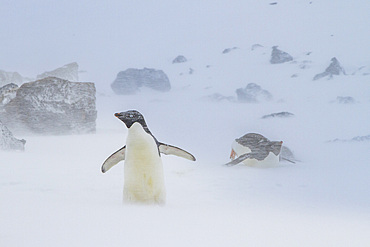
top-left (0, 119), bottom-right (26, 151)
top-left (270, 46), bottom-right (293, 64)
top-left (172, 55), bottom-right (187, 64)
top-left (262, 112), bottom-right (294, 119)
top-left (37, 62), bottom-right (79, 81)
top-left (0, 83), bottom-right (19, 106)
top-left (222, 47), bottom-right (238, 54)
top-left (2, 77), bottom-right (96, 135)
top-left (313, 57), bottom-right (345, 80)
top-left (335, 96), bottom-right (355, 104)
top-left (111, 68), bottom-right (171, 95)
top-left (236, 83), bottom-right (272, 103)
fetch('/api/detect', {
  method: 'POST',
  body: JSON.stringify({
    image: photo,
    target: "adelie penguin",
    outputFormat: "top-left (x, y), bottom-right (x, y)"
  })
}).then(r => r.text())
top-left (101, 110), bottom-right (196, 204)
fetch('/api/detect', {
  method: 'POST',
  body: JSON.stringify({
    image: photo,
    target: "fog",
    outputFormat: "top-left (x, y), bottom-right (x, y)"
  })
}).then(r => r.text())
top-left (1, 1), bottom-right (370, 246)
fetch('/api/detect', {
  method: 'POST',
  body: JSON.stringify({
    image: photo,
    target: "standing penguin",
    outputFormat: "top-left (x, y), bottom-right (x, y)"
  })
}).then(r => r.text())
top-left (101, 110), bottom-right (196, 204)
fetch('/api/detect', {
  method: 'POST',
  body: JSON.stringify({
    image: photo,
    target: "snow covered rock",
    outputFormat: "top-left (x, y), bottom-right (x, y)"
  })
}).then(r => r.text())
top-left (334, 96), bottom-right (355, 104)
top-left (251, 44), bottom-right (263, 51)
top-left (313, 57), bottom-right (345, 80)
top-left (0, 70), bottom-right (29, 87)
top-left (0, 83), bottom-right (19, 106)
top-left (205, 93), bottom-right (235, 102)
top-left (3, 77), bottom-right (96, 135)
top-left (236, 83), bottom-right (272, 103)
top-left (172, 55), bottom-right (187, 64)
top-left (270, 46), bottom-right (293, 64)
top-left (111, 68), bottom-right (171, 95)
top-left (37, 62), bottom-right (79, 81)
top-left (0, 120), bottom-right (26, 151)
top-left (222, 47), bottom-right (238, 54)
top-left (329, 135), bottom-right (370, 142)
top-left (262, 112), bottom-right (294, 119)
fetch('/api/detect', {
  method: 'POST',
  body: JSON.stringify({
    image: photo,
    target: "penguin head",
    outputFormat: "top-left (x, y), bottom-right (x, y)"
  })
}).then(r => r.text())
top-left (115, 110), bottom-right (147, 129)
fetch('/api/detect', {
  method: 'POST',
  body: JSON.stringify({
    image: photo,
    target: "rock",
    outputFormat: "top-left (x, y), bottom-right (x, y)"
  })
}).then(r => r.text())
top-left (270, 46), bottom-right (293, 64)
top-left (3, 77), bottom-right (96, 135)
top-left (0, 70), bottom-right (29, 87)
top-left (0, 83), bottom-right (19, 106)
top-left (236, 83), bottom-right (272, 103)
top-left (251, 44), bottom-right (263, 51)
top-left (335, 96), bottom-right (355, 104)
top-left (313, 57), bottom-right (345, 80)
top-left (37, 62), bottom-right (79, 81)
top-left (0, 119), bottom-right (26, 151)
top-left (222, 47), bottom-right (238, 54)
top-left (172, 55), bottom-right (187, 64)
top-left (329, 134), bottom-right (370, 142)
top-left (205, 93), bottom-right (234, 102)
top-left (262, 112), bottom-right (294, 119)
top-left (111, 68), bottom-right (171, 95)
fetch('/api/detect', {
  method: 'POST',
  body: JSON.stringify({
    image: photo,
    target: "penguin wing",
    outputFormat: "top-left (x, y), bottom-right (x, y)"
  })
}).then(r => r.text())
top-left (101, 146), bottom-right (126, 173)
top-left (225, 153), bottom-right (252, 166)
top-left (158, 143), bottom-right (196, 161)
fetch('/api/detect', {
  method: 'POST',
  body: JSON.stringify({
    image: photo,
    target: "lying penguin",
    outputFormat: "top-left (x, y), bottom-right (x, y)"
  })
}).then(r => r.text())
top-left (226, 133), bottom-right (286, 167)
top-left (101, 110), bottom-right (196, 204)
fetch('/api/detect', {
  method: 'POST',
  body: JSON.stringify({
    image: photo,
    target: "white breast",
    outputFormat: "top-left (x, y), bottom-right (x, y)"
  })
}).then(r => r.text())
top-left (124, 122), bottom-right (166, 204)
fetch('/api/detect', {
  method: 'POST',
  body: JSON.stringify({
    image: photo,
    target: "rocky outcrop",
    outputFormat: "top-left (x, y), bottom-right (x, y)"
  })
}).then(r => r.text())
top-left (262, 112), bottom-right (294, 119)
top-left (0, 120), bottom-right (26, 151)
top-left (111, 68), bottom-right (171, 95)
top-left (335, 96), bottom-right (355, 104)
top-left (37, 62), bottom-right (79, 81)
top-left (205, 93), bottom-right (235, 102)
top-left (2, 77), bottom-right (96, 135)
top-left (0, 83), bottom-right (19, 106)
top-left (270, 46), bottom-right (293, 64)
top-left (236, 83), bottom-right (272, 103)
top-left (222, 47), bottom-right (238, 54)
top-left (0, 70), bottom-right (29, 87)
top-left (313, 57), bottom-right (345, 80)
top-left (172, 55), bottom-right (187, 64)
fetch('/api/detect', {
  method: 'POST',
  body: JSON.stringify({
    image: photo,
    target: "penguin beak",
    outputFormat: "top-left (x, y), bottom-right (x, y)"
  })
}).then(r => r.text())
top-left (115, 113), bottom-right (122, 118)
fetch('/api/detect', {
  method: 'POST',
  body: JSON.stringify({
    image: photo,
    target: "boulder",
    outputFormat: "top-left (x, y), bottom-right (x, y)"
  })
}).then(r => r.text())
top-left (236, 83), bottom-right (272, 103)
top-left (172, 55), bottom-right (187, 64)
top-left (111, 68), bottom-right (171, 95)
top-left (335, 96), bottom-right (355, 104)
top-left (262, 112), bottom-right (294, 119)
top-left (3, 77), bottom-right (96, 135)
top-left (313, 57), bottom-right (345, 80)
top-left (37, 62), bottom-right (79, 81)
top-left (222, 47), bottom-right (238, 54)
top-left (0, 120), bottom-right (26, 151)
top-left (270, 46), bottom-right (293, 64)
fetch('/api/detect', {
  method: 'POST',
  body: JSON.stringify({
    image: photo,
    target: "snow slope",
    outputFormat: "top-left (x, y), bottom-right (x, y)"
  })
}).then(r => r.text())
top-left (1, 1), bottom-right (370, 246)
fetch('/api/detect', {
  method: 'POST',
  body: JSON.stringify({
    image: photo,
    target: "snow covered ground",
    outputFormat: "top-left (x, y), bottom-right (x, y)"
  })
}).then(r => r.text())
top-left (1, 1), bottom-right (370, 246)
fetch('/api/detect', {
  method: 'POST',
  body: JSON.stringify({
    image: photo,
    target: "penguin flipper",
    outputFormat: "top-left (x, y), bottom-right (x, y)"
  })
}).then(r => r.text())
top-left (101, 146), bottom-right (126, 173)
top-left (159, 143), bottom-right (196, 161)
top-left (225, 153), bottom-right (252, 166)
